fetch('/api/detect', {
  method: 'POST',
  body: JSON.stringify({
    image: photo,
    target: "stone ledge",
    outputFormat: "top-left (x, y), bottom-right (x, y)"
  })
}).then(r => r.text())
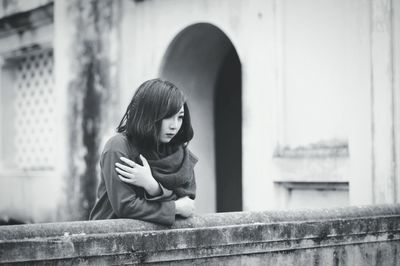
top-left (1, 204), bottom-right (399, 241)
top-left (0, 204), bottom-right (399, 265)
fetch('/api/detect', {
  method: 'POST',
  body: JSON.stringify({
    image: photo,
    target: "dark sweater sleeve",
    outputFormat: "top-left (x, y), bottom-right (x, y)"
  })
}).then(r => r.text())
top-left (144, 184), bottom-right (178, 202)
top-left (101, 149), bottom-right (176, 225)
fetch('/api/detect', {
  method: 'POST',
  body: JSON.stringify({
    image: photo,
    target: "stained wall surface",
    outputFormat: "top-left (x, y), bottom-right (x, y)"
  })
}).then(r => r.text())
top-left (0, 0), bottom-right (399, 222)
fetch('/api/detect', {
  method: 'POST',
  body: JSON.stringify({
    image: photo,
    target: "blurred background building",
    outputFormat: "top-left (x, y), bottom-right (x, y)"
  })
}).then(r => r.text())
top-left (0, 0), bottom-right (399, 223)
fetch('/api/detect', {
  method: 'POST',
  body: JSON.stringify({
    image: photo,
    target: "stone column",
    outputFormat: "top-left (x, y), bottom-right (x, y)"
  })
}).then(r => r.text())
top-left (370, 0), bottom-right (398, 203)
top-left (394, 0), bottom-right (400, 204)
top-left (54, 0), bottom-right (121, 220)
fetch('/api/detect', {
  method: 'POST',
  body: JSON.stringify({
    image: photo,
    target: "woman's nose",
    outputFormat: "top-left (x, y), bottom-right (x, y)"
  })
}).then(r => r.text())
top-left (169, 118), bottom-right (178, 129)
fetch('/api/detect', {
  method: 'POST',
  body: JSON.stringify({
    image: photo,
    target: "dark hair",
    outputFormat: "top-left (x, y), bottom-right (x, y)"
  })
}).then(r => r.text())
top-left (117, 78), bottom-right (194, 150)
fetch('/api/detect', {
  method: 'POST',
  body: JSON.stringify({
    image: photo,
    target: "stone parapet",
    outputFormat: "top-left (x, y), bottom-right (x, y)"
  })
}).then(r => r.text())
top-left (0, 204), bottom-right (399, 265)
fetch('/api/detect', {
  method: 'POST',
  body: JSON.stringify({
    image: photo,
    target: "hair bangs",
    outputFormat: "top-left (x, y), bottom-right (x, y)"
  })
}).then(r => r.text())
top-left (158, 90), bottom-right (185, 121)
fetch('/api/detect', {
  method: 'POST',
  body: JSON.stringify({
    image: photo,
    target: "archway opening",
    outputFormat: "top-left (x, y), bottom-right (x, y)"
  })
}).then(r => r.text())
top-left (215, 47), bottom-right (242, 212)
top-left (160, 23), bottom-right (242, 212)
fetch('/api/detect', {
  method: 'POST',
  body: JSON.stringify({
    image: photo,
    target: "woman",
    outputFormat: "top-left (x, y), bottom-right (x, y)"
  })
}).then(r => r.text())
top-left (89, 79), bottom-right (197, 225)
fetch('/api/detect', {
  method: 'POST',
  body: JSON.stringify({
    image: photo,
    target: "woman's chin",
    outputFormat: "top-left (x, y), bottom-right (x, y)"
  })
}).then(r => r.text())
top-left (160, 138), bottom-right (172, 144)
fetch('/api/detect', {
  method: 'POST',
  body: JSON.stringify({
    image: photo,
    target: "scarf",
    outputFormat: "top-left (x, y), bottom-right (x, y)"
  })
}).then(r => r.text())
top-left (126, 137), bottom-right (198, 199)
top-left (147, 145), bottom-right (197, 199)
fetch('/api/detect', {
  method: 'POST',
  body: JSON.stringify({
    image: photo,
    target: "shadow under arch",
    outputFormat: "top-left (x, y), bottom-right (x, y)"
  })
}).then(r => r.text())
top-left (160, 23), bottom-right (242, 213)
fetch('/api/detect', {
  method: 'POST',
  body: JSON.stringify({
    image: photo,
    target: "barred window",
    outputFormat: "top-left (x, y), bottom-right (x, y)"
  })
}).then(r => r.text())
top-left (13, 49), bottom-right (55, 171)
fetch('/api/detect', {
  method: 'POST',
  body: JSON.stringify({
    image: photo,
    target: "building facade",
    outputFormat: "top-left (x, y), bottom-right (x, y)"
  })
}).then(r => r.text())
top-left (0, 0), bottom-right (399, 222)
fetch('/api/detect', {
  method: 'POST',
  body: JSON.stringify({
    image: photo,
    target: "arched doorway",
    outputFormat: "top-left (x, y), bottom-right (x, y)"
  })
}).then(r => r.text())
top-left (160, 23), bottom-right (242, 213)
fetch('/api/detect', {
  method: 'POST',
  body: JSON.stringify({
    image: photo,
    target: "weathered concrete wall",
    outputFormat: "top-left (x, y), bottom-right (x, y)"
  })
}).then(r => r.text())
top-left (0, 2), bottom-right (58, 223)
top-left (0, 0), bottom-right (122, 223)
top-left (54, 0), bottom-right (121, 221)
top-left (120, 0), bottom-right (400, 214)
top-left (0, 204), bottom-right (399, 265)
top-left (1, 0), bottom-right (399, 224)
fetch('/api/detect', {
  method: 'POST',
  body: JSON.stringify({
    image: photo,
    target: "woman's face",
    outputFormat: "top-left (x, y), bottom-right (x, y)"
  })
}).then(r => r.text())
top-left (159, 106), bottom-right (184, 143)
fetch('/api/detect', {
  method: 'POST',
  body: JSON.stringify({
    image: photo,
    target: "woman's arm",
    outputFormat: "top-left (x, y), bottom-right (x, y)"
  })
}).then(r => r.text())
top-left (116, 156), bottom-right (178, 202)
top-left (102, 150), bottom-right (176, 225)
top-left (115, 155), bottom-right (160, 195)
top-left (115, 155), bottom-right (195, 217)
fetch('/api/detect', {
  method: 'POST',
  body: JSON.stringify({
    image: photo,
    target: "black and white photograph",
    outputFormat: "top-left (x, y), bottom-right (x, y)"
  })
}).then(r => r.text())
top-left (0, 0), bottom-right (399, 264)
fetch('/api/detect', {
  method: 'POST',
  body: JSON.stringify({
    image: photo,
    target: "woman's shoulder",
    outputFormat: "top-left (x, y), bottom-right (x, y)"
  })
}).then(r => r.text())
top-left (102, 133), bottom-right (131, 154)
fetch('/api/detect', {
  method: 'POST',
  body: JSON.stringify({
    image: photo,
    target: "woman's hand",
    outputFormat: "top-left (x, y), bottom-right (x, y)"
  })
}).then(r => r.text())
top-left (115, 155), bottom-right (161, 196)
top-left (175, 196), bottom-right (195, 218)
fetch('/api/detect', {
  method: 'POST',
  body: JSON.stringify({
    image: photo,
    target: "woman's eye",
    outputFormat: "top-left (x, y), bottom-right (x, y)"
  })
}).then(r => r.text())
top-left (178, 115), bottom-right (184, 120)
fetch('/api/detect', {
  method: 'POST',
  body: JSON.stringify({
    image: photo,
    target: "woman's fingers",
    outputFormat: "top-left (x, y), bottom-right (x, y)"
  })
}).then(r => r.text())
top-left (115, 162), bottom-right (135, 173)
top-left (120, 157), bottom-right (136, 167)
top-left (115, 167), bottom-right (134, 178)
top-left (118, 175), bottom-right (134, 184)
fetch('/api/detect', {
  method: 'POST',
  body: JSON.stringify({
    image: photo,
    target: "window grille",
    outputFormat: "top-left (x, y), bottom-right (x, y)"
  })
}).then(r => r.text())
top-left (14, 49), bottom-right (55, 171)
